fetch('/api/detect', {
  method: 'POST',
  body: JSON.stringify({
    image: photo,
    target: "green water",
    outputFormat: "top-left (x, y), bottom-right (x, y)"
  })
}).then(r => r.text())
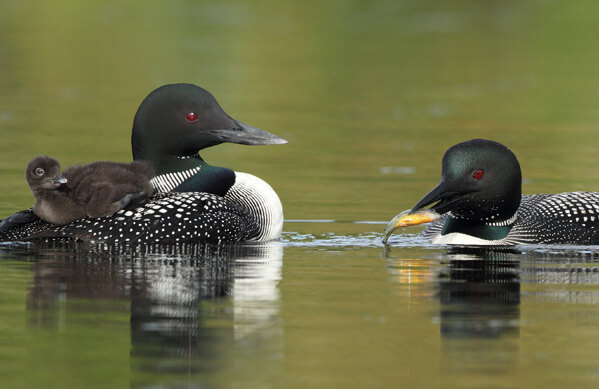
top-left (2, 1), bottom-right (599, 388)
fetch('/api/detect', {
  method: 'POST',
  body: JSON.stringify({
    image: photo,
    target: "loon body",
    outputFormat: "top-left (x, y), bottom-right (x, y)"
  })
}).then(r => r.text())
top-left (384, 139), bottom-right (599, 246)
top-left (0, 84), bottom-right (286, 244)
top-left (0, 192), bottom-right (259, 244)
top-left (26, 156), bottom-right (153, 225)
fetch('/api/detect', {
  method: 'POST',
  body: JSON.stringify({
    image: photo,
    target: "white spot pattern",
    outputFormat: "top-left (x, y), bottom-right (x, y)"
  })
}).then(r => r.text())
top-left (423, 192), bottom-right (599, 245)
top-left (0, 192), bottom-right (260, 244)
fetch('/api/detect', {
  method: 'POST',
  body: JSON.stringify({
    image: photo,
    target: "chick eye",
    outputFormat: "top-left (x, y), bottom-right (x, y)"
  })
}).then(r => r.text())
top-left (35, 168), bottom-right (45, 176)
top-left (186, 112), bottom-right (198, 122)
top-left (473, 169), bottom-right (484, 180)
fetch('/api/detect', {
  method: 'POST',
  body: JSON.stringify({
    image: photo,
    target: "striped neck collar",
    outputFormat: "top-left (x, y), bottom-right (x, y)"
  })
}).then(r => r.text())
top-left (442, 212), bottom-right (517, 241)
top-left (485, 211), bottom-right (518, 227)
top-left (151, 166), bottom-right (202, 193)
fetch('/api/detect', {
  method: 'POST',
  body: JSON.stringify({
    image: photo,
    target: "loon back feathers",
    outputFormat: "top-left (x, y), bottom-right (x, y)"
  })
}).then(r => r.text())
top-left (0, 192), bottom-right (260, 244)
top-left (515, 192), bottom-right (599, 244)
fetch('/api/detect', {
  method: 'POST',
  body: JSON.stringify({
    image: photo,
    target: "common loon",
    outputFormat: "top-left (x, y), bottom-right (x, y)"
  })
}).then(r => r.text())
top-left (0, 84), bottom-right (286, 244)
top-left (132, 83), bottom-right (286, 241)
top-left (26, 156), bottom-right (154, 225)
top-left (383, 139), bottom-right (599, 246)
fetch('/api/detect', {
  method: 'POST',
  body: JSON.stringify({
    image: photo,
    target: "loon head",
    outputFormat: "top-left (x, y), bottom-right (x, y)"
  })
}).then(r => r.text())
top-left (411, 139), bottom-right (522, 223)
top-left (26, 156), bottom-right (68, 192)
top-left (131, 83), bottom-right (287, 165)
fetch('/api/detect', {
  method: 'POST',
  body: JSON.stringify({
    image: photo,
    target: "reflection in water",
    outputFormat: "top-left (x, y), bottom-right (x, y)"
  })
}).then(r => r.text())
top-left (519, 248), bottom-right (599, 304)
top-left (386, 244), bottom-right (599, 379)
top-left (439, 248), bottom-right (521, 339)
top-left (18, 241), bottom-right (283, 386)
top-left (437, 248), bottom-right (521, 376)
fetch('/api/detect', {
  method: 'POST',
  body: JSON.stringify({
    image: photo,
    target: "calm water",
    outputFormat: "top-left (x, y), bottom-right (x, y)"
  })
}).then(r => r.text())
top-left (2, 1), bottom-right (599, 388)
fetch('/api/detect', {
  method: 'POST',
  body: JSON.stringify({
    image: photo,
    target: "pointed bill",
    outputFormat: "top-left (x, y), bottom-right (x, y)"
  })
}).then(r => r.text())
top-left (206, 120), bottom-right (287, 145)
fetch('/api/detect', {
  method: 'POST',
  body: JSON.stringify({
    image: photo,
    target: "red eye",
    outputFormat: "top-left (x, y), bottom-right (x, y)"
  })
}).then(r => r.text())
top-left (186, 112), bottom-right (198, 122)
top-left (473, 169), bottom-right (484, 180)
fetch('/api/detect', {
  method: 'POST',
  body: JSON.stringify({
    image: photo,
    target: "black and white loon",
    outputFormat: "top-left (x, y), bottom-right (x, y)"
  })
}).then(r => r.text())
top-left (0, 83), bottom-right (286, 244)
top-left (384, 139), bottom-right (599, 246)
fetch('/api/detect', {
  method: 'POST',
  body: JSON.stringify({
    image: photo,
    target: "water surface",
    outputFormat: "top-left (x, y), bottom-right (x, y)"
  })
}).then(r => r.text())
top-left (2, 1), bottom-right (599, 388)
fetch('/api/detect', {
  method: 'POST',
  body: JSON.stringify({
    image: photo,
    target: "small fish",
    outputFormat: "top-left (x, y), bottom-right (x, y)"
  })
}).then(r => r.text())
top-left (382, 209), bottom-right (441, 244)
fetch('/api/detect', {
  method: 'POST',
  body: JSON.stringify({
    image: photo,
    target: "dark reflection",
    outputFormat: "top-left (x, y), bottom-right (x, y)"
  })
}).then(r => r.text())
top-left (439, 247), bottom-right (521, 339)
top-left (435, 247), bottom-right (522, 375)
top-left (3, 241), bottom-right (283, 386)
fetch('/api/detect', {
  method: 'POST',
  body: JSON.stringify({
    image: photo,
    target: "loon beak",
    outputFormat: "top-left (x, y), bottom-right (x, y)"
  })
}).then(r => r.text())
top-left (207, 119), bottom-right (287, 146)
top-left (382, 179), bottom-right (466, 243)
top-left (382, 209), bottom-right (441, 244)
top-left (410, 179), bottom-right (465, 215)
top-left (52, 174), bottom-right (67, 185)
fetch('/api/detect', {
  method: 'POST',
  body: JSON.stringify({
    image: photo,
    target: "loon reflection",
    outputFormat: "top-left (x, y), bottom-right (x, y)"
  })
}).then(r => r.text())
top-left (386, 245), bottom-right (599, 376)
top-left (18, 241), bottom-right (283, 383)
top-left (439, 248), bottom-right (521, 339)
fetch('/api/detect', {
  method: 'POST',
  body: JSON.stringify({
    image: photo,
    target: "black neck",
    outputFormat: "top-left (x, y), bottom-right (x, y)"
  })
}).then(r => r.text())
top-left (148, 153), bottom-right (236, 196)
top-left (145, 153), bottom-right (206, 176)
top-left (442, 216), bottom-right (514, 241)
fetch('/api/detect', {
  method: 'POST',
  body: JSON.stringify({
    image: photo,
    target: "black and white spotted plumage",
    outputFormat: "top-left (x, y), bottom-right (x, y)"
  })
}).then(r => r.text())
top-left (422, 193), bottom-right (599, 245)
top-left (150, 168), bottom-right (283, 242)
top-left (0, 192), bottom-right (259, 244)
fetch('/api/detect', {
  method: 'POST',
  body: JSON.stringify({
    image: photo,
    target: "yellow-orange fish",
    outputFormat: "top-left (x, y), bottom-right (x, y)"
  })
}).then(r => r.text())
top-left (382, 209), bottom-right (441, 244)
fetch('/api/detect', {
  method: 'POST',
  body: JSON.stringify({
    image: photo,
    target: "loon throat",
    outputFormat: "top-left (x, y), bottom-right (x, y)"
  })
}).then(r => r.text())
top-left (150, 153), bottom-right (205, 193)
top-left (441, 212), bottom-right (517, 241)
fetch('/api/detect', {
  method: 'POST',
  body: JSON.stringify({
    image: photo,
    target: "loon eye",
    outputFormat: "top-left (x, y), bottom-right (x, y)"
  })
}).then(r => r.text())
top-left (35, 168), bottom-right (45, 176)
top-left (473, 169), bottom-right (484, 180)
top-left (186, 112), bottom-right (198, 122)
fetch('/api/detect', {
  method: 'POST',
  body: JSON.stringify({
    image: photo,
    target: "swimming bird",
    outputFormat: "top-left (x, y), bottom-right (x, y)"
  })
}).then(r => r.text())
top-left (383, 139), bottom-right (599, 246)
top-left (131, 83), bottom-right (287, 241)
top-left (0, 84), bottom-right (286, 244)
top-left (26, 156), bottom-right (154, 225)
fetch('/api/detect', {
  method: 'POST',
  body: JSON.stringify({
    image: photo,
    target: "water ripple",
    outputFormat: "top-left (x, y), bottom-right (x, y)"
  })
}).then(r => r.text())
top-left (281, 231), bottom-right (427, 248)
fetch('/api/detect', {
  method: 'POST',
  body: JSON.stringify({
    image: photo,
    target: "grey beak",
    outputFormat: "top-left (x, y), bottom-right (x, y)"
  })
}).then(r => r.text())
top-left (207, 119), bottom-right (287, 146)
top-left (52, 174), bottom-right (67, 185)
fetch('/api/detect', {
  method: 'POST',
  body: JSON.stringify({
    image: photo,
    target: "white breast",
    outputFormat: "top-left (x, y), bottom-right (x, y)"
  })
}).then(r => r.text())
top-left (431, 232), bottom-right (509, 246)
top-left (225, 172), bottom-right (284, 241)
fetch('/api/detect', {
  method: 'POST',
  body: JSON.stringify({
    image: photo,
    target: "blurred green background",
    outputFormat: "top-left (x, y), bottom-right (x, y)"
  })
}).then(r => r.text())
top-left (2, 0), bottom-right (599, 222)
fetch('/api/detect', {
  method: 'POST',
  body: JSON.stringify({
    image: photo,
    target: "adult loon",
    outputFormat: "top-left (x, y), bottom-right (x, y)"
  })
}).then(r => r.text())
top-left (0, 84), bottom-right (286, 244)
top-left (383, 139), bottom-right (599, 246)
top-left (132, 83), bottom-right (286, 241)
top-left (26, 156), bottom-right (154, 225)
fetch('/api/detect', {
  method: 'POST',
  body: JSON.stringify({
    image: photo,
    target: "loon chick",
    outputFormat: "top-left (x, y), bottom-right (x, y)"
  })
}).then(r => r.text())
top-left (384, 139), bottom-right (599, 246)
top-left (26, 156), bottom-right (154, 225)
top-left (131, 83), bottom-right (287, 241)
top-left (0, 83), bottom-right (286, 244)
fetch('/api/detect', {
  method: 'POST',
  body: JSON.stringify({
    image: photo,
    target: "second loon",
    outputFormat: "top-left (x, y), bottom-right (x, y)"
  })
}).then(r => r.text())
top-left (0, 83), bottom-right (286, 244)
top-left (384, 139), bottom-right (599, 246)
